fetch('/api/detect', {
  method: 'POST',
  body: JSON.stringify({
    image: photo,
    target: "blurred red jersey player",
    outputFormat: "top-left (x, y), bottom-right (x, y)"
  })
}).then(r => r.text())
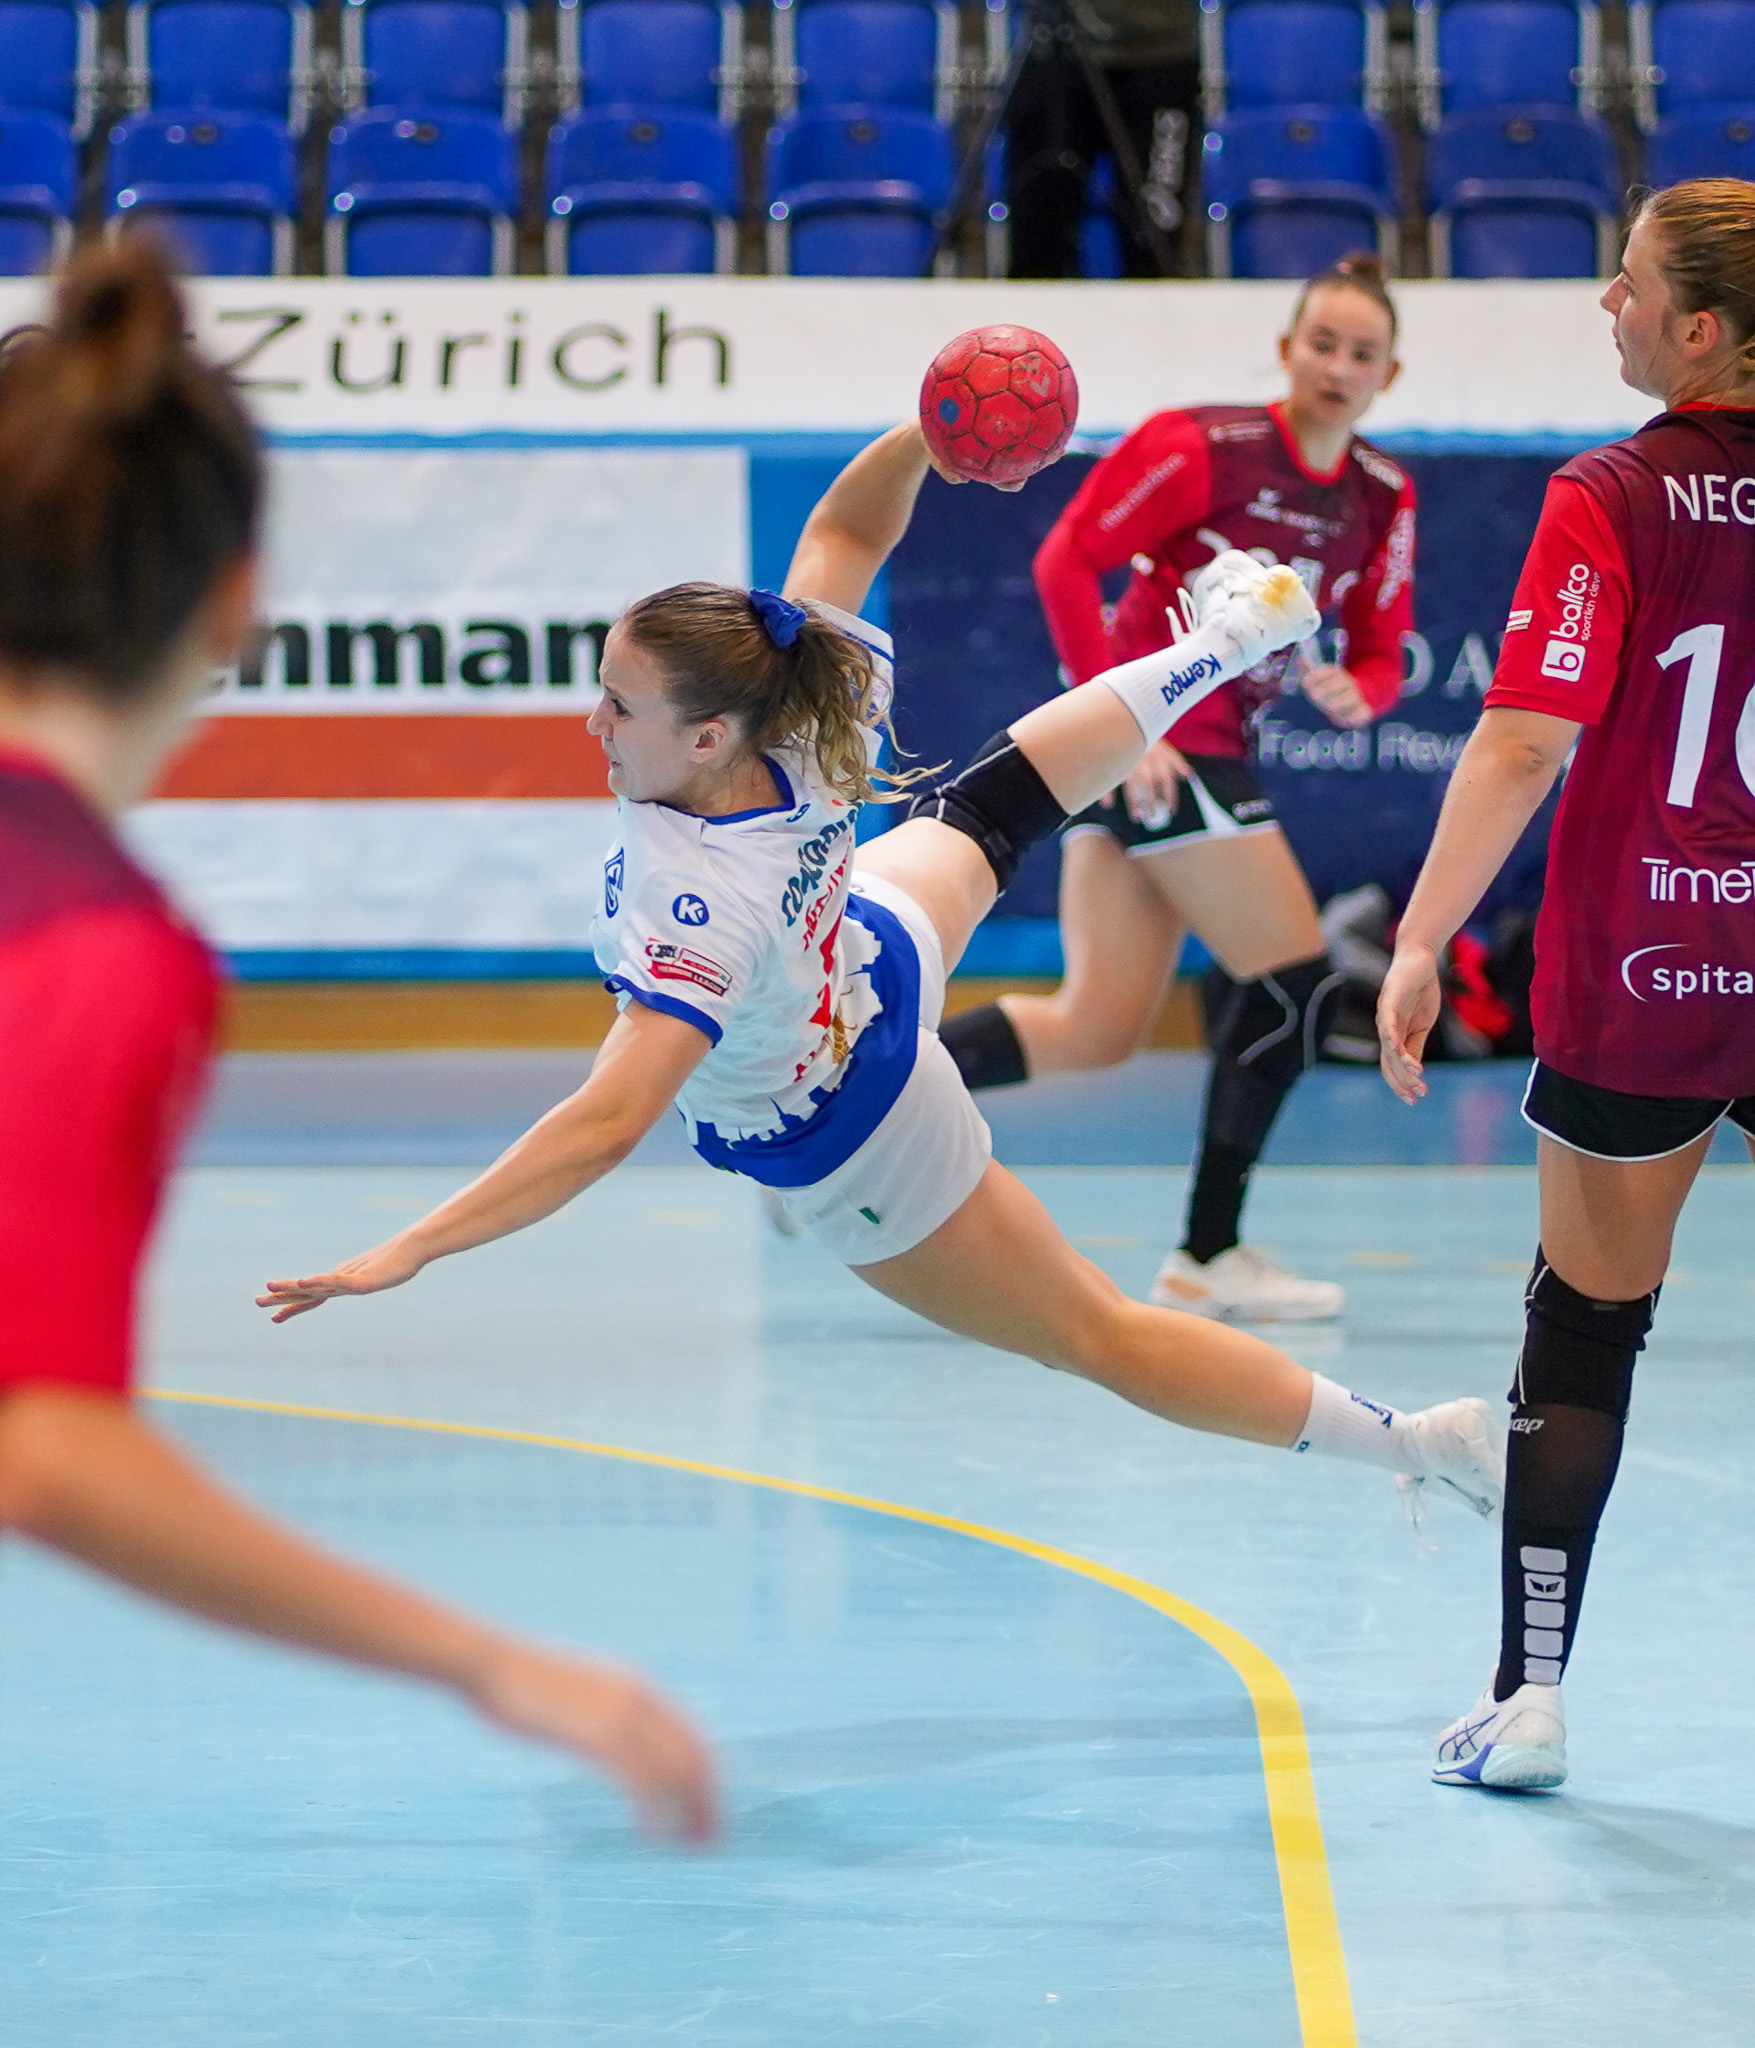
top-left (0, 240), bottom-right (714, 1845)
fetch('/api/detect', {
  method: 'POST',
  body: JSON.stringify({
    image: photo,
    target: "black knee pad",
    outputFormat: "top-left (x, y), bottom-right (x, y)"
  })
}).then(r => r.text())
top-left (905, 732), bottom-right (1068, 892)
top-left (1510, 1250), bottom-right (1656, 1423)
top-left (1210, 955), bottom-right (1345, 1090)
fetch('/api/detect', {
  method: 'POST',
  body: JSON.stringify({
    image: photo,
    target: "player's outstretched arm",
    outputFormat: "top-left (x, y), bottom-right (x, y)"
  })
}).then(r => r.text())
top-left (259, 1003), bottom-right (709, 1320)
top-left (780, 420), bottom-right (942, 619)
top-left (1379, 705), bottom-right (1577, 1102)
top-left (0, 1385), bottom-right (717, 1842)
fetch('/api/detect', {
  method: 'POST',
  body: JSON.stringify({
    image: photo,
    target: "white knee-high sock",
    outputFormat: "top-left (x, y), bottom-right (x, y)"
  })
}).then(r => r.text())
top-left (1094, 561), bottom-right (1319, 747)
top-left (1093, 617), bottom-right (1249, 747)
top-left (1292, 1372), bottom-right (1418, 1471)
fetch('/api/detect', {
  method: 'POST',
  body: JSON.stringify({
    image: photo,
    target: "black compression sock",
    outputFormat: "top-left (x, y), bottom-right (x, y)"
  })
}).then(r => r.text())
top-left (940, 1002), bottom-right (1029, 1091)
top-left (1491, 1255), bottom-right (1652, 1701)
top-left (1181, 957), bottom-right (1338, 1263)
top-left (1181, 1140), bottom-right (1255, 1263)
top-left (1494, 1404), bottom-right (1623, 1701)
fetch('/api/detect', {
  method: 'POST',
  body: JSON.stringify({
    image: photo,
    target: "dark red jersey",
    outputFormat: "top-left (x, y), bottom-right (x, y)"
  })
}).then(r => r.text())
top-left (0, 750), bottom-right (217, 1401)
top-left (1034, 401), bottom-right (1415, 757)
top-left (1487, 404), bottom-right (1755, 1096)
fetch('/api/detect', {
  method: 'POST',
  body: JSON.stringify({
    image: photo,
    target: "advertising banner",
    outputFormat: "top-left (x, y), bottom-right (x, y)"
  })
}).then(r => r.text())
top-left (129, 444), bottom-right (748, 968)
top-left (0, 277), bottom-right (1646, 442)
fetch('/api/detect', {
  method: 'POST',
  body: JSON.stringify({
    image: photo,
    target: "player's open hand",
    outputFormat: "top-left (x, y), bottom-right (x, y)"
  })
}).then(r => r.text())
top-left (470, 1642), bottom-right (719, 1846)
top-left (256, 1237), bottom-right (427, 1321)
top-left (1300, 661), bottom-right (1373, 729)
top-left (922, 445), bottom-right (1027, 493)
top-left (1122, 738), bottom-right (1189, 826)
top-left (1377, 942), bottom-right (1442, 1104)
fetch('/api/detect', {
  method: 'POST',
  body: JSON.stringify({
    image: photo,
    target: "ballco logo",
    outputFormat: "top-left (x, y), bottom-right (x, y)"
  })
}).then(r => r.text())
top-left (1540, 562), bottom-right (1596, 682)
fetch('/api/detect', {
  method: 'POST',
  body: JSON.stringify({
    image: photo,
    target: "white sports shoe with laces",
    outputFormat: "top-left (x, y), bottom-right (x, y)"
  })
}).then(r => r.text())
top-left (1149, 1244), bottom-right (1345, 1321)
top-left (1396, 1395), bottom-right (1505, 1522)
top-left (1433, 1680), bottom-right (1568, 1790)
top-left (1192, 549), bottom-right (1322, 667)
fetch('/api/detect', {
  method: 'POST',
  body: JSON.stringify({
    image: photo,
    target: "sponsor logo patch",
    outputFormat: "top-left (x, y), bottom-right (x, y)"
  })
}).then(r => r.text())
top-left (603, 847), bottom-right (624, 918)
top-left (671, 892), bottom-right (710, 927)
top-left (645, 940), bottom-right (732, 997)
top-left (1538, 560), bottom-right (1599, 679)
top-left (1620, 942), bottom-right (1755, 1000)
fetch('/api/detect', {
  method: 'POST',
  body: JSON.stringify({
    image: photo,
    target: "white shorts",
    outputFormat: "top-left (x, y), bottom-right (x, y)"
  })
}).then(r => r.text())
top-left (771, 872), bottom-right (993, 1265)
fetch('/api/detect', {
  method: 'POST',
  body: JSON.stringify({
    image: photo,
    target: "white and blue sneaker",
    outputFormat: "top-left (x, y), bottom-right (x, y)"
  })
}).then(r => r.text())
top-left (1433, 1680), bottom-right (1567, 1791)
top-left (1396, 1396), bottom-right (1505, 1524)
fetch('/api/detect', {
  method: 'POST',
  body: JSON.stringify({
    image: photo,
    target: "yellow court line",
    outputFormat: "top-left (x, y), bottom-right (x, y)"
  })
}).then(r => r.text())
top-left (150, 1387), bottom-right (1359, 2048)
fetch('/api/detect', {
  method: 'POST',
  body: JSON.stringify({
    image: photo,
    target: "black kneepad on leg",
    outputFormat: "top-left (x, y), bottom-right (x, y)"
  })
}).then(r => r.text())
top-left (1210, 955), bottom-right (1345, 1091)
top-left (906, 732), bottom-right (1068, 892)
top-left (1511, 1251), bottom-right (1657, 1424)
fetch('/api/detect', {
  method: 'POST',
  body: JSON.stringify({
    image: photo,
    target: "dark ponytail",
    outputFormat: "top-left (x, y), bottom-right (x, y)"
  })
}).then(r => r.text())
top-left (0, 237), bottom-right (263, 700)
top-left (619, 582), bottom-right (929, 806)
top-left (1288, 250), bottom-right (1399, 344)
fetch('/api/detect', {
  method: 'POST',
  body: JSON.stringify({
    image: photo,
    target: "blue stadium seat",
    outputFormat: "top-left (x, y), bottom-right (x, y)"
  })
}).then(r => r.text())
top-left (326, 108), bottom-right (517, 275)
top-left (1630, 1), bottom-right (1755, 130)
top-left (0, 1), bottom-right (101, 138)
top-left (0, 111), bottom-right (76, 276)
top-left (766, 106), bottom-right (952, 275)
top-left (1427, 107), bottom-right (1618, 276)
top-left (772, 0), bottom-right (957, 119)
top-left (1648, 102), bottom-right (1755, 181)
top-left (1200, 0), bottom-right (1388, 116)
top-left (557, 0), bottom-right (744, 123)
top-left (546, 106), bottom-right (737, 273)
top-left (1414, 0), bottom-right (1603, 130)
top-left (128, 1), bottom-right (315, 131)
top-left (107, 111), bottom-right (296, 275)
top-left (342, 0), bottom-right (529, 125)
top-left (1202, 106), bottom-right (1398, 277)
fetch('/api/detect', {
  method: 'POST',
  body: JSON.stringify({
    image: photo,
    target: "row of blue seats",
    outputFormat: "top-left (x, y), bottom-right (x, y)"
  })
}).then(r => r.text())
top-left (12, 0), bottom-right (1753, 141)
top-left (7, 93), bottom-right (1750, 283)
top-left (0, 103), bottom-right (961, 278)
top-left (0, 0), bottom-right (964, 136)
top-left (1203, 0), bottom-right (1755, 131)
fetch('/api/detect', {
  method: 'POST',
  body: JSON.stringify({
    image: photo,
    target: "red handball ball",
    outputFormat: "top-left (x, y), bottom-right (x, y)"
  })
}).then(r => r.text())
top-left (919, 324), bottom-right (1079, 486)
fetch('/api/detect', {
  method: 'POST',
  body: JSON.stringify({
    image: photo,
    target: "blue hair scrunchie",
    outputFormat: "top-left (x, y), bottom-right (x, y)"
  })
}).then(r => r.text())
top-left (748, 587), bottom-right (808, 649)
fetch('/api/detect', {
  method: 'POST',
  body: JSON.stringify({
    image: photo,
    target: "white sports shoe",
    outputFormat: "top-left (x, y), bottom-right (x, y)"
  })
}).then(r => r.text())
top-left (1433, 1680), bottom-right (1567, 1791)
top-left (1192, 549), bottom-right (1322, 667)
top-left (1396, 1396), bottom-right (1505, 1522)
top-left (1149, 1244), bottom-right (1346, 1321)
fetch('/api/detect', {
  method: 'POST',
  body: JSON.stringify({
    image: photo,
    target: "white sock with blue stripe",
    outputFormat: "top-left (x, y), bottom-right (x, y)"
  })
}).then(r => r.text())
top-left (1292, 1372), bottom-right (1414, 1468)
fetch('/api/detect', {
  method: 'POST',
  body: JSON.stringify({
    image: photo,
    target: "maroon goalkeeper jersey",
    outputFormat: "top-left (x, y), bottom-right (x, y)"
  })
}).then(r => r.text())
top-left (0, 750), bottom-right (217, 1400)
top-left (1487, 403), bottom-right (1755, 1096)
top-left (1034, 401), bottom-right (1416, 757)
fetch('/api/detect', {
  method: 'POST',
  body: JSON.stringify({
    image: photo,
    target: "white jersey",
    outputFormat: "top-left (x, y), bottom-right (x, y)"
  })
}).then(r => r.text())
top-left (591, 603), bottom-right (918, 1188)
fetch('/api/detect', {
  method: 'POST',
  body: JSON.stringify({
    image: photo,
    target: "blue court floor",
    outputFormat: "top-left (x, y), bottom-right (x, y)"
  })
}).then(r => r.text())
top-left (5, 1054), bottom-right (1755, 2045)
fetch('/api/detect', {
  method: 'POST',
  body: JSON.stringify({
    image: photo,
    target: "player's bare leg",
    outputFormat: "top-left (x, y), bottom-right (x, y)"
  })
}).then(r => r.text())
top-left (1536, 1130), bottom-right (1709, 1300)
top-left (1139, 827), bottom-right (1325, 981)
top-left (852, 1159), bottom-right (1502, 1514)
top-left (994, 829), bottom-right (1184, 1075)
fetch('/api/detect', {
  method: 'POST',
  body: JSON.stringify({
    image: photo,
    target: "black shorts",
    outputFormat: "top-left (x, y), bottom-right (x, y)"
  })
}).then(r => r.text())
top-left (1062, 752), bottom-right (1278, 856)
top-left (1522, 1060), bottom-right (1755, 1162)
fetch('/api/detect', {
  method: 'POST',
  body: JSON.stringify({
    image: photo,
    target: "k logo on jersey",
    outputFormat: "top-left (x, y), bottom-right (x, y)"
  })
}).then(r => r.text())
top-left (672, 893), bottom-right (711, 927)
